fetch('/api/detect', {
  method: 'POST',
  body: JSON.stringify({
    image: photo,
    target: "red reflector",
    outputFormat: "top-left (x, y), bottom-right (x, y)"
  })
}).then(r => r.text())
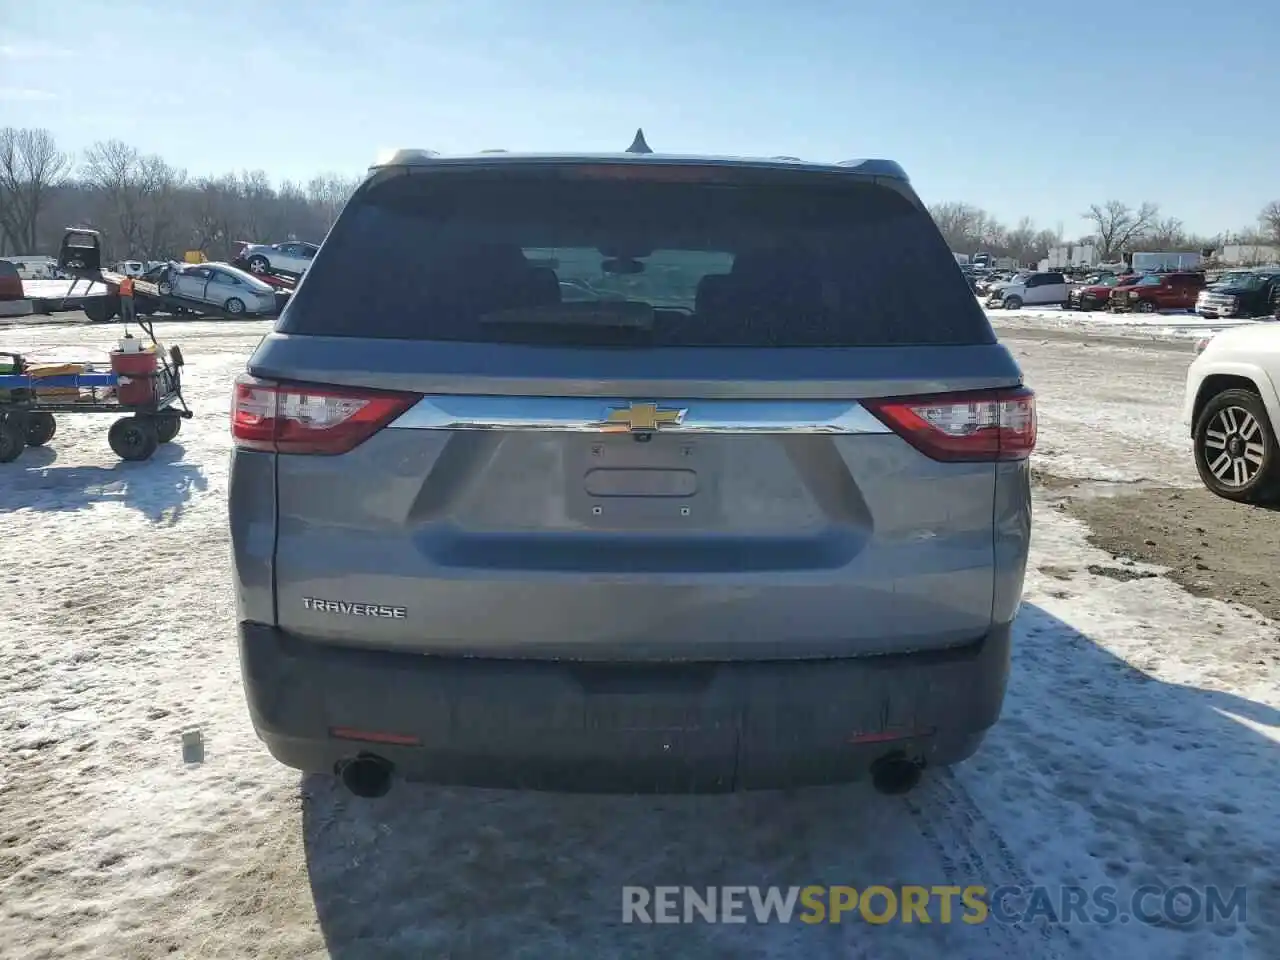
top-left (330, 727), bottom-right (420, 746)
top-left (848, 727), bottom-right (935, 745)
top-left (865, 387), bottom-right (1036, 462)
top-left (231, 375), bottom-right (419, 455)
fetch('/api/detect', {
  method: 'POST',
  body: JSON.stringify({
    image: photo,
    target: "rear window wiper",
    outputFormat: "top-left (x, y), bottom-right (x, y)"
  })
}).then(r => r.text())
top-left (478, 301), bottom-right (654, 330)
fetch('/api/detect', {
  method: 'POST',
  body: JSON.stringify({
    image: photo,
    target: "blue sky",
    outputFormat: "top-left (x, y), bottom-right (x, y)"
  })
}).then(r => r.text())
top-left (2, 0), bottom-right (1276, 238)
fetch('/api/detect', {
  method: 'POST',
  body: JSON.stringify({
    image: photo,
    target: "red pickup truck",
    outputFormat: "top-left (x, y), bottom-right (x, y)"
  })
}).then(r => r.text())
top-left (1110, 272), bottom-right (1206, 313)
top-left (1067, 273), bottom-right (1140, 310)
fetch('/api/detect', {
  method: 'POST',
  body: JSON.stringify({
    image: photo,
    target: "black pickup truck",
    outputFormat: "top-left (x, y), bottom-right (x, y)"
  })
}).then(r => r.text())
top-left (1194, 271), bottom-right (1280, 320)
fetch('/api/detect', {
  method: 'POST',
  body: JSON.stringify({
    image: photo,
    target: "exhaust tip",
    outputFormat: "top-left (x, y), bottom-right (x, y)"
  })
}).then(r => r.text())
top-left (870, 753), bottom-right (923, 796)
top-left (337, 754), bottom-right (394, 798)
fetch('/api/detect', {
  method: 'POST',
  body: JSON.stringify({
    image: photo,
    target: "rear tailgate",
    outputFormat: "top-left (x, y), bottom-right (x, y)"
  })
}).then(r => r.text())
top-left (240, 162), bottom-right (1030, 661)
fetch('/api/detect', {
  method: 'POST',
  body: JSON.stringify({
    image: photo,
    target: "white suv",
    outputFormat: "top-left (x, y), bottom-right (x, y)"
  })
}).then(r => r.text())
top-left (1184, 324), bottom-right (1280, 503)
top-left (986, 271), bottom-right (1069, 310)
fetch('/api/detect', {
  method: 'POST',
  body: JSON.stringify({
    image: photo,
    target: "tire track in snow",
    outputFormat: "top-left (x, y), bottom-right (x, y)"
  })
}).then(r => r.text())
top-left (906, 771), bottom-right (1068, 957)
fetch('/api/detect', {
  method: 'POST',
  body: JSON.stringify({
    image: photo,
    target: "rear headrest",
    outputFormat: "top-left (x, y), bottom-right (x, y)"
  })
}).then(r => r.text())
top-left (524, 266), bottom-right (561, 306)
top-left (696, 274), bottom-right (733, 315)
top-left (729, 249), bottom-right (779, 278)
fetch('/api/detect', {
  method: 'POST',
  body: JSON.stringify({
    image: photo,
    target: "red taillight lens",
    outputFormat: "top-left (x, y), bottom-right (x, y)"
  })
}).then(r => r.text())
top-left (865, 387), bottom-right (1036, 462)
top-left (0, 276), bottom-right (23, 300)
top-left (231, 375), bottom-right (419, 455)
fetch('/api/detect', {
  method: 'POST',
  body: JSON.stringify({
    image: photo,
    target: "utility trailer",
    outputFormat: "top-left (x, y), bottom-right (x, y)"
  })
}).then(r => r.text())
top-left (57, 228), bottom-right (293, 323)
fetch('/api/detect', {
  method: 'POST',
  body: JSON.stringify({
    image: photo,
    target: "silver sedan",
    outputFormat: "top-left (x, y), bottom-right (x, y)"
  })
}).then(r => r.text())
top-left (159, 263), bottom-right (277, 316)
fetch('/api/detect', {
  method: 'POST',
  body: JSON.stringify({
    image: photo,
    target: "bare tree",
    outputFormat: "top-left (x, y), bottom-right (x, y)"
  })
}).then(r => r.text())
top-left (306, 173), bottom-right (359, 232)
top-left (929, 202), bottom-right (981, 251)
top-left (1145, 216), bottom-right (1192, 251)
top-left (1259, 201), bottom-right (1280, 245)
top-left (929, 204), bottom-right (1060, 264)
top-left (22, 124), bottom-right (1250, 278)
top-left (188, 175), bottom-right (242, 258)
top-left (0, 126), bottom-right (358, 258)
top-left (139, 155), bottom-right (187, 259)
top-left (81, 139), bottom-right (149, 257)
top-left (1034, 227), bottom-right (1063, 255)
top-left (1083, 201), bottom-right (1159, 260)
top-left (237, 170), bottom-right (279, 242)
top-left (928, 202), bottom-right (1010, 254)
top-left (82, 141), bottom-right (193, 259)
top-left (1004, 217), bottom-right (1054, 265)
top-left (980, 216), bottom-right (1007, 252)
top-left (0, 127), bottom-right (73, 253)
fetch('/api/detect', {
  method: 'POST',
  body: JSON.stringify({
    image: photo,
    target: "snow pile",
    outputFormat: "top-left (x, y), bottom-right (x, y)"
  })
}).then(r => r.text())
top-left (0, 319), bottom-right (1275, 959)
top-left (982, 300), bottom-right (1265, 340)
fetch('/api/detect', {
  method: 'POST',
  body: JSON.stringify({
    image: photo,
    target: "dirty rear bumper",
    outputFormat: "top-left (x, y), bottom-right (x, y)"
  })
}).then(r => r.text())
top-left (238, 621), bottom-right (1012, 793)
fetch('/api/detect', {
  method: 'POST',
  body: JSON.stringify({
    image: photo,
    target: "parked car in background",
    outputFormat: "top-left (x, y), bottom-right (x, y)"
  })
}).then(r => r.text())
top-left (1111, 271), bottom-right (1206, 313)
top-left (1074, 270), bottom-right (1120, 286)
top-left (238, 240), bottom-right (319, 277)
top-left (1184, 322), bottom-right (1280, 503)
top-left (1067, 273), bottom-right (1141, 310)
top-left (975, 270), bottom-right (1015, 296)
top-left (985, 271), bottom-right (1069, 310)
top-left (1196, 271), bottom-right (1280, 319)
top-left (158, 263), bottom-right (277, 315)
top-left (0, 259), bottom-right (32, 317)
top-left (2, 256), bottom-right (56, 280)
top-left (1206, 270), bottom-right (1254, 287)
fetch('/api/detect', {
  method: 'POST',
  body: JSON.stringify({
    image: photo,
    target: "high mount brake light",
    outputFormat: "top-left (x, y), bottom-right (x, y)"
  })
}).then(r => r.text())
top-left (865, 387), bottom-right (1036, 462)
top-left (230, 375), bottom-right (419, 455)
top-left (567, 164), bottom-right (724, 182)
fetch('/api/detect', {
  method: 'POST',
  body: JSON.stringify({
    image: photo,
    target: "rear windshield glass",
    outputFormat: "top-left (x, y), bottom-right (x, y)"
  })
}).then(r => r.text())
top-left (279, 168), bottom-right (993, 347)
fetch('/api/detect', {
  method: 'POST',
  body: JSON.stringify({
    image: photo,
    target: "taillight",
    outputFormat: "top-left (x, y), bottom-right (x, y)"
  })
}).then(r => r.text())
top-left (865, 387), bottom-right (1036, 462)
top-left (0, 275), bottom-right (22, 300)
top-left (231, 374), bottom-right (419, 455)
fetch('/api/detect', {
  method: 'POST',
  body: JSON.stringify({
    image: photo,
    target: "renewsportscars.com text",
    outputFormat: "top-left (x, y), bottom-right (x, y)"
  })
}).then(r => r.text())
top-left (621, 884), bottom-right (1247, 926)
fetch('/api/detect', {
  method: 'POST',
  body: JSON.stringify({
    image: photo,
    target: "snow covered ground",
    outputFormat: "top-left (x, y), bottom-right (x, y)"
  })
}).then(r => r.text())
top-left (984, 300), bottom-right (1264, 341)
top-left (21, 278), bottom-right (110, 300)
top-left (1000, 332), bottom-right (1203, 486)
top-left (0, 319), bottom-right (1277, 959)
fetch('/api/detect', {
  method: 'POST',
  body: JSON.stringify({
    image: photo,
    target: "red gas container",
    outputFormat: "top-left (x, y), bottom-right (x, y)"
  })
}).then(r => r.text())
top-left (110, 346), bottom-right (158, 407)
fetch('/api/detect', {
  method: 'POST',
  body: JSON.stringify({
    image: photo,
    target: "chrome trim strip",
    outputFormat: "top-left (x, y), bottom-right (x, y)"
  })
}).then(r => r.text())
top-left (388, 396), bottom-right (890, 434)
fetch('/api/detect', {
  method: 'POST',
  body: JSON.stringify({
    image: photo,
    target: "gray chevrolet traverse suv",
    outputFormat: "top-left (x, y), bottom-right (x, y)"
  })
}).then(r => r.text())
top-left (228, 143), bottom-right (1035, 797)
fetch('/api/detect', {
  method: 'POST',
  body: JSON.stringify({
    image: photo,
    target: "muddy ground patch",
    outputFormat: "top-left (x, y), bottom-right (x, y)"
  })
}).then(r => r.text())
top-left (1038, 477), bottom-right (1280, 622)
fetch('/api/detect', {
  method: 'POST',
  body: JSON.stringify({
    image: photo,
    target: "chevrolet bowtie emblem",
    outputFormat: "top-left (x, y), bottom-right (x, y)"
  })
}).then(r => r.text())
top-left (601, 402), bottom-right (687, 432)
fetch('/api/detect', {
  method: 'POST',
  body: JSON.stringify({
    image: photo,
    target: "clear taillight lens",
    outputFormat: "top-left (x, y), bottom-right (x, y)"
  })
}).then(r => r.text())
top-left (230, 374), bottom-right (418, 455)
top-left (865, 387), bottom-right (1037, 462)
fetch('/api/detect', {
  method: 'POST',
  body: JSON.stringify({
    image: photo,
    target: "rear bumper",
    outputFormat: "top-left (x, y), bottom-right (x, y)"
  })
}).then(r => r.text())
top-left (238, 621), bottom-right (1012, 792)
